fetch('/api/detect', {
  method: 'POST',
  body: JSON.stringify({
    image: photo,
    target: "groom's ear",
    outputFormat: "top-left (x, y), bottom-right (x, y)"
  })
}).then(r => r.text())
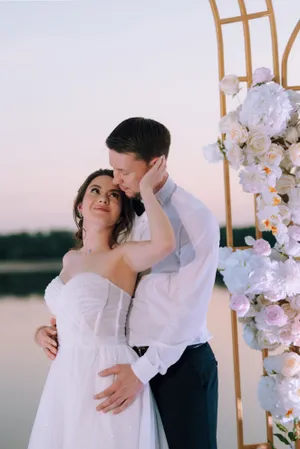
top-left (149, 157), bottom-right (159, 167)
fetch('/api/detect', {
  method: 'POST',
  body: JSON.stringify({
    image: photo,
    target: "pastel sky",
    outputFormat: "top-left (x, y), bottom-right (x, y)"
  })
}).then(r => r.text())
top-left (0, 0), bottom-right (299, 233)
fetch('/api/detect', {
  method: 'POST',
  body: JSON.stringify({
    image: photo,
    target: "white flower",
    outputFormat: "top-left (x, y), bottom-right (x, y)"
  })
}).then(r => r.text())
top-left (247, 131), bottom-right (271, 156)
top-left (239, 165), bottom-right (266, 193)
top-left (257, 376), bottom-right (278, 413)
top-left (281, 304), bottom-right (297, 320)
top-left (261, 187), bottom-right (281, 208)
top-left (225, 140), bottom-right (244, 170)
top-left (219, 74), bottom-right (240, 95)
top-left (289, 143), bottom-right (300, 166)
top-left (289, 296), bottom-right (300, 311)
top-left (279, 327), bottom-right (294, 345)
top-left (276, 174), bottom-right (296, 195)
top-left (264, 352), bottom-right (300, 377)
top-left (253, 239), bottom-right (272, 256)
top-left (203, 142), bottom-right (223, 163)
top-left (239, 83), bottom-right (293, 137)
top-left (219, 111), bottom-right (238, 134)
top-left (288, 225), bottom-right (300, 241)
top-left (230, 294), bottom-right (250, 317)
top-left (287, 90), bottom-right (300, 113)
top-left (285, 126), bottom-right (299, 144)
top-left (262, 144), bottom-right (283, 167)
top-left (257, 330), bottom-right (281, 350)
top-left (252, 67), bottom-right (274, 86)
top-left (218, 247), bottom-right (233, 270)
top-left (262, 305), bottom-right (288, 327)
top-left (243, 322), bottom-right (259, 350)
top-left (278, 204), bottom-right (292, 225)
top-left (228, 124), bottom-right (248, 145)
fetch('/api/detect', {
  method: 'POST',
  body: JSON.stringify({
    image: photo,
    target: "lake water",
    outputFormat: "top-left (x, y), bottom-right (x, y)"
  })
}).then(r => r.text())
top-left (0, 284), bottom-right (277, 449)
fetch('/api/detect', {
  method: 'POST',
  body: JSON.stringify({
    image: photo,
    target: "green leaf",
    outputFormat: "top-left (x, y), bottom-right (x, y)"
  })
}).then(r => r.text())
top-left (288, 432), bottom-right (297, 442)
top-left (275, 422), bottom-right (289, 433)
top-left (273, 433), bottom-right (290, 445)
top-left (268, 439), bottom-right (277, 449)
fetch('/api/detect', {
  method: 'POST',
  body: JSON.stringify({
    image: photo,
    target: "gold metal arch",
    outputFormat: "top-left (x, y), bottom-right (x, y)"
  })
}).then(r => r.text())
top-left (208, 1), bottom-right (300, 449)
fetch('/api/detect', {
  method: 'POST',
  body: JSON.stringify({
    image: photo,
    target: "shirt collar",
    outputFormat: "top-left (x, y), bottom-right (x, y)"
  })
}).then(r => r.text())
top-left (155, 176), bottom-right (176, 206)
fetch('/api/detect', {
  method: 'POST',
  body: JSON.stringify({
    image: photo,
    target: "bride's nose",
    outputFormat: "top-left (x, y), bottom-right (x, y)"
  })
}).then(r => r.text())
top-left (98, 195), bottom-right (109, 204)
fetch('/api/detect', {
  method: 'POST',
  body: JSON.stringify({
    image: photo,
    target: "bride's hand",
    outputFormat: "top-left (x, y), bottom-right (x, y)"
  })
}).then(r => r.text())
top-left (139, 156), bottom-right (167, 192)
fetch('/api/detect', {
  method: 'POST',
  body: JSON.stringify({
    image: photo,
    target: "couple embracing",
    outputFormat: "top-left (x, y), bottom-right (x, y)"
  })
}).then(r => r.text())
top-left (28, 117), bottom-right (219, 449)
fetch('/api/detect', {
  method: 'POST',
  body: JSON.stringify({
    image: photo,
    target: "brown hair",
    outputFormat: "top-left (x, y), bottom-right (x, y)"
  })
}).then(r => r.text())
top-left (73, 169), bottom-right (135, 248)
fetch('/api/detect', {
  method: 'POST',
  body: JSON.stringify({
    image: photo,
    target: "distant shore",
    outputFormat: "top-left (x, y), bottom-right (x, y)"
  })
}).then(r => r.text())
top-left (0, 261), bottom-right (61, 273)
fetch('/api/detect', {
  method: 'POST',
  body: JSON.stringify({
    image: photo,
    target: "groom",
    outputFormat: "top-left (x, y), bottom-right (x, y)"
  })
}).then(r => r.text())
top-left (36, 117), bottom-right (220, 449)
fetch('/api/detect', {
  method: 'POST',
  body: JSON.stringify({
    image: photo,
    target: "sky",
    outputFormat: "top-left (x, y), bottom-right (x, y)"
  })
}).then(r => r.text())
top-left (0, 0), bottom-right (299, 233)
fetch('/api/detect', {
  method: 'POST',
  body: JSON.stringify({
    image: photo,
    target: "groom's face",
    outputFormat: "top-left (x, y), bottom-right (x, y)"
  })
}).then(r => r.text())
top-left (109, 150), bottom-right (150, 198)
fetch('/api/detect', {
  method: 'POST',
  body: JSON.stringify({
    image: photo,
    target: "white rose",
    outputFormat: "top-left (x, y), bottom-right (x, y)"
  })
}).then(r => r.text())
top-left (252, 67), bottom-right (274, 86)
top-left (285, 127), bottom-right (299, 144)
top-left (264, 352), bottom-right (300, 377)
top-left (219, 74), bottom-right (240, 95)
top-left (247, 131), bottom-right (271, 156)
top-left (219, 111), bottom-right (238, 134)
top-left (276, 174), bottom-right (296, 194)
top-left (203, 142), bottom-right (224, 163)
top-left (257, 330), bottom-right (280, 350)
top-left (289, 143), bottom-right (300, 166)
top-left (228, 123), bottom-right (248, 145)
top-left (230, 294), bottom-right (250, 317)
top-left (262, 144), bottom-right (283, 167)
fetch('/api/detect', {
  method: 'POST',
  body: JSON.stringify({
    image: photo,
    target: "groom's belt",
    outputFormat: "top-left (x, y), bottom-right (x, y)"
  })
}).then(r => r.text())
top-left (132, 343), bottom-right (206, 357)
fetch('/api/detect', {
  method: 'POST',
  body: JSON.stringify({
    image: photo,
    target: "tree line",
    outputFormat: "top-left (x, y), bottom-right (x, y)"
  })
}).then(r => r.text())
top-left (0, 227), bottom-right (275, 261)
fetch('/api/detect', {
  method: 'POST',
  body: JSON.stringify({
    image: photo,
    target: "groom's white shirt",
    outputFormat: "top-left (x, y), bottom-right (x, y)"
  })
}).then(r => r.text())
top-left (127, 176), bottom-right (220, 384)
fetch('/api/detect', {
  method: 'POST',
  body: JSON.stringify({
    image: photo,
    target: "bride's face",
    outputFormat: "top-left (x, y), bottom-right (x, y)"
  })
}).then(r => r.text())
top-left (78, 176), bottom-right (122, 228)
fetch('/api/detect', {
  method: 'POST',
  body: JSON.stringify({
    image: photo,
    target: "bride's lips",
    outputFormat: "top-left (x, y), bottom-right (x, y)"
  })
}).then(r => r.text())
top-left (93, 206), bottom-right (109, 212)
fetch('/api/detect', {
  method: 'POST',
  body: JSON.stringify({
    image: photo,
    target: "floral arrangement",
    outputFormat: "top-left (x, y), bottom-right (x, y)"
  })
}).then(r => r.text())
top-left (203, 67), bottom-right (300, 434)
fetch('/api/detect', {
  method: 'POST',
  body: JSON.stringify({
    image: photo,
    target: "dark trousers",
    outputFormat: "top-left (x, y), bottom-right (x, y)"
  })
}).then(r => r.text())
top-left (150, 343), bottom-right (218, 449)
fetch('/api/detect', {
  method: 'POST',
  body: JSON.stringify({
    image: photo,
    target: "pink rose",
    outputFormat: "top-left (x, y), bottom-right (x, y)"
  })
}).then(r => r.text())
top-left (253, 239), bottom-right (271, 256)
top-left (230, 294), bottom-right (250, 317)
top-left (264, 305), bottom-right (288, 327)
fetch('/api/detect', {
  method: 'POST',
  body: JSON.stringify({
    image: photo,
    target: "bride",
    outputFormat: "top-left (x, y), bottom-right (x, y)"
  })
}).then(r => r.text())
top-left (28, 156), bottom-right (173, 449)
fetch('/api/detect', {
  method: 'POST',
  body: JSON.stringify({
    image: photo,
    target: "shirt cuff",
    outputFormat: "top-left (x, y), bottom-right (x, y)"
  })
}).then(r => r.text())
top-left (131, 354), bottom-right (159, 384)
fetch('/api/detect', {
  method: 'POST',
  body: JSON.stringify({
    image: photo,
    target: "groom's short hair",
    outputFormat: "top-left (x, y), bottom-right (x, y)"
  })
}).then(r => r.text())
top-left (106, 117), bottom-right (171, 163)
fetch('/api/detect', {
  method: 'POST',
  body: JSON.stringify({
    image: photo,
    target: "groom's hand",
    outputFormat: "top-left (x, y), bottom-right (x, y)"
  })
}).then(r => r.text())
top-left (94, 364), bottom-right (143, 414)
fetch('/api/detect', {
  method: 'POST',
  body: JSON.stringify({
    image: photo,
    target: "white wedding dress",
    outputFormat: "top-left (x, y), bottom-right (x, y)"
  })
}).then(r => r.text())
top-left (28, 272), bottom-right (168, 449)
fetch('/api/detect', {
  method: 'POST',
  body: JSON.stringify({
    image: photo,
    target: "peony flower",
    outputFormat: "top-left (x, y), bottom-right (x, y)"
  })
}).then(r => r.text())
top-left (219, 111), bottom-right (238, 133)
top-left (252, 67), bottom-right (274, 86)
top-left (219, 74), bottom-right (240, 95)
top-left (239, 82), bottom-right (293, 137)
top-left (289, 143), bottom-right (300, 166)
top-left (203, 142), bottom-right (224, 163)
top-left (230, 294), bottom-right (250, 317)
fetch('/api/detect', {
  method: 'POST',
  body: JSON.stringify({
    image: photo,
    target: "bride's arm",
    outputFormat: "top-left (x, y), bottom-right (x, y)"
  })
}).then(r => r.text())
top-left (121, 158), bottom-right (175, 272)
